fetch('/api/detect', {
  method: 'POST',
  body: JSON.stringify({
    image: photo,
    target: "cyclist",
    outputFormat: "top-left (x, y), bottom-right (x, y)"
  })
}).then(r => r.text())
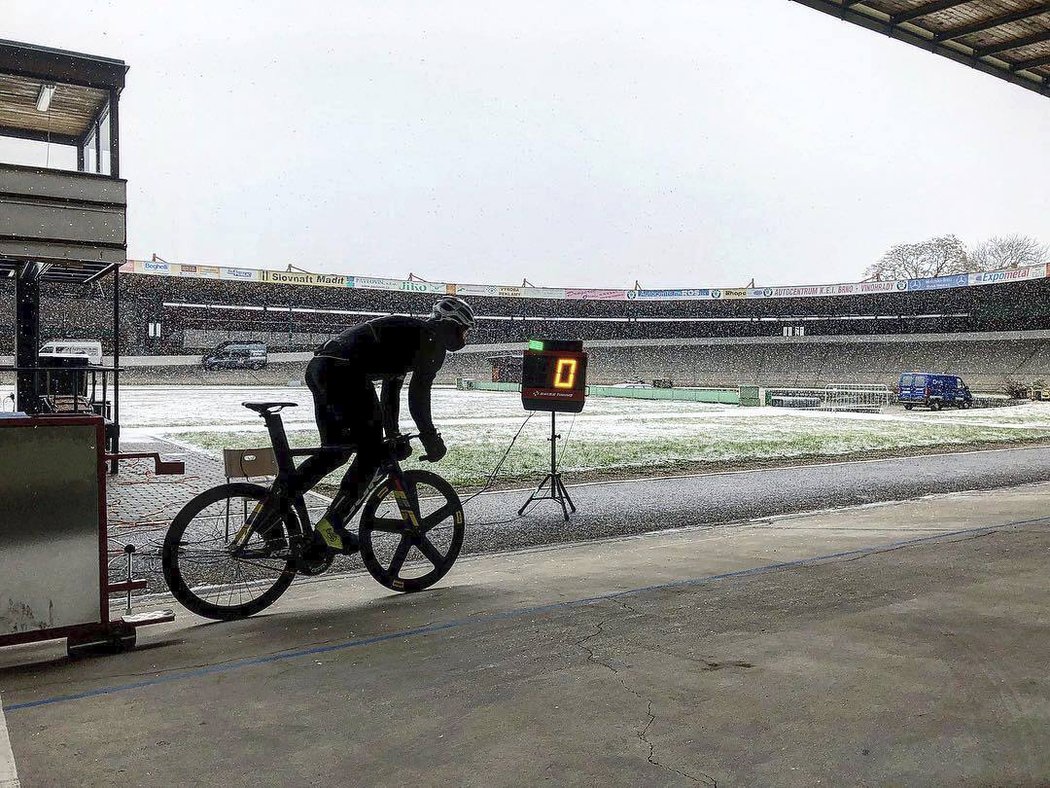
top-left (290, 295), bottom-right (475, 555)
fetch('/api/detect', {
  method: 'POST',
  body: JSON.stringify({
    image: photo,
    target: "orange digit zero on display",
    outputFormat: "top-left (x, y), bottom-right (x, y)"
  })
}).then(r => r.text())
top-left (553, 358), bottom-right (578, 389)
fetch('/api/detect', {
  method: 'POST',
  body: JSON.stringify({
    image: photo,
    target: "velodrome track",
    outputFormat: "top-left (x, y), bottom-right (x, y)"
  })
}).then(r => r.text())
top-left (117, 441), bottom-right (1050, 591)
top-left (455, 444), bottom-right (1050, 556)
top-left (130, 441), bottom-right (1050, 570)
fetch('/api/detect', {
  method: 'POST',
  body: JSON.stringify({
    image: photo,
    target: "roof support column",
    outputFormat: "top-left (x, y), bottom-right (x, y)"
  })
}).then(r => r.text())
top-left (110, 262), bottom-right (121, 470)
top-left (14, 263), bottom-right (41, 414)
top-left (108, 88), bottom-right (119, 178)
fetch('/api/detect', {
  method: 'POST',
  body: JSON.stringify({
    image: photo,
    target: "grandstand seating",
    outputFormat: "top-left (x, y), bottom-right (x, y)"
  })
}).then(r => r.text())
top-left (441, 337), bottom-right (1050, 389)
top-left (1, 271), bottom-right (1048, 390)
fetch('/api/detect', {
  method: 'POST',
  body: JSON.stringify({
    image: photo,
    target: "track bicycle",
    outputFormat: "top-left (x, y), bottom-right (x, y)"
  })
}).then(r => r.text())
top-left (162, 401), bottom-right (465, 620)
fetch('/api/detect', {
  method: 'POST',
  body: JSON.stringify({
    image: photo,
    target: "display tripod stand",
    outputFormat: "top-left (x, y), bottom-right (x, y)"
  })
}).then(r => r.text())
top-left (518, 411), bottom-right (576, 521)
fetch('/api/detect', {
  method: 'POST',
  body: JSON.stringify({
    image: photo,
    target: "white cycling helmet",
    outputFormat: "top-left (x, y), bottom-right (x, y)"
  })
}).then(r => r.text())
top-left (430, 296), bottom-right (475, 329)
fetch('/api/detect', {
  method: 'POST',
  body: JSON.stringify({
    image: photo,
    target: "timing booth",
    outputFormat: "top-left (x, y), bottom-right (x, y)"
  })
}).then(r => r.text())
top-left (0, 40), bottom-right (178, 654)
top-left (0, 39), bottom-right (127, 431)
top-left (518, 339), bottom-right (588, 521)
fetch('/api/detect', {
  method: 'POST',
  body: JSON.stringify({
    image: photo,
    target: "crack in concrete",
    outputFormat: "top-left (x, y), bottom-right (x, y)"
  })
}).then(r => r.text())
top-left (574, 617), bottom-right (718, 787)
top-left (613, 597), bottom-right (644, 617)
top-left (647, 645), bottom-right (754, 672)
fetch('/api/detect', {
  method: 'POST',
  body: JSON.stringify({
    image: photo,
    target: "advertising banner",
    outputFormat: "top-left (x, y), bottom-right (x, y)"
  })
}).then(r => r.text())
top-left (122, 259), bottom-right (1046, 302)
top-left (564, 289), bottom-right (627, 300)
top-left (969, 264), bottom-right (1047, 286)
top-left (219, 266), bottom-right (260, 282)
top-left (352, 276), bottom-right (446, 294)
top-left (627, 288), bottom-right (711, 300)
top-left (455, 284), bottom-right (500, 297)
top-left (136, 259), bottom-right (172, 276)
top-left (861, 280), bottom-right (908, 294)
top-left (753, 280), bottom-right (902, 298)
top-left (519, 287), bottom-right (567, 299)
top-left (710, 288), bottom-right (747, 299)
top-left (180, 264), bottom-right (221, 279)
top-left (907, 273), bottom-right (969, 291)
top-left (402, 280), bottom-right (449, 294)
top-left (345, 275), bottom-right (398, 290)
top-left (262, 270), bottom-right (348, 288)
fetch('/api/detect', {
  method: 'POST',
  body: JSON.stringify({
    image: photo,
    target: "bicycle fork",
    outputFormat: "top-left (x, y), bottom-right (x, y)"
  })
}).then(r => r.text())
top-left (384, 465), bottom-right (421, 530)
top-left (231, 497), bottom-right (269, 549)
top-left (229, 485), bottom-right (307, 555)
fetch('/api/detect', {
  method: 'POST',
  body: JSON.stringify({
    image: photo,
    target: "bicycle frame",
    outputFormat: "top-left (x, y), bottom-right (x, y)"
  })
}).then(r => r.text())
top-left (235, 407), bottom-right (414, 550)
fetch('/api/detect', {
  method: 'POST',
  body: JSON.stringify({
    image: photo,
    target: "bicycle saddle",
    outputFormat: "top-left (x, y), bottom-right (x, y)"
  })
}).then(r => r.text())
top-left (242, 401), bottom-right (298, 414)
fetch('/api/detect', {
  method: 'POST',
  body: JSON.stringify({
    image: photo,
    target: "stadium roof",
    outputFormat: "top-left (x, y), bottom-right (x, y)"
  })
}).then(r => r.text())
top-left (0, 39), bottom-right (127, 146)
top-left (792, 1), bottom-right (1050, 99)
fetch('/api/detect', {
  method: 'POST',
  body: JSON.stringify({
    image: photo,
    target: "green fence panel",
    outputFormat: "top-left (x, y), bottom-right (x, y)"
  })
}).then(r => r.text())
top-left (459, 379), bottom-right (740, 404)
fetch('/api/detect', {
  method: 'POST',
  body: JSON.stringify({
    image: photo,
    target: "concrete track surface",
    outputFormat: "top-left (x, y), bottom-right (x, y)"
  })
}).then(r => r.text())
top-left (2, 474), bottom-right (1050, 786)
top-left (458, 445), bottom-right (1050, 555)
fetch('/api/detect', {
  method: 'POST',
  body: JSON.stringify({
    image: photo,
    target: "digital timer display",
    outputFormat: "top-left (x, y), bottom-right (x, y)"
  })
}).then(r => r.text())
top-left (521, 339), bottom-right (588, 413)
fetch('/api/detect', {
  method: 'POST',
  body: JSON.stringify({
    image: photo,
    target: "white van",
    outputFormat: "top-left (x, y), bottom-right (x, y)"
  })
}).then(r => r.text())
top-left (39, 340), bottom-right (103, 367)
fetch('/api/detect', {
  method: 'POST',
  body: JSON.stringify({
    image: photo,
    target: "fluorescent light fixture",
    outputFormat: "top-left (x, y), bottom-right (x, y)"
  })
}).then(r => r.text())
top-left (35, 83), bottom-right (56, 112)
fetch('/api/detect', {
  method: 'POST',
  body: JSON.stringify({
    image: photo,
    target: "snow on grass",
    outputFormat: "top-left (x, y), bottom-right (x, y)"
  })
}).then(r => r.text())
top-left (144, 387), bottom-right (1050, 489)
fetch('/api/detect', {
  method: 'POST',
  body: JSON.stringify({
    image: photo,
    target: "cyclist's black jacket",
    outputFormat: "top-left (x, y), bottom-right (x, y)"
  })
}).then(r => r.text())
top-left (314, 315), bottom-right (446, 436)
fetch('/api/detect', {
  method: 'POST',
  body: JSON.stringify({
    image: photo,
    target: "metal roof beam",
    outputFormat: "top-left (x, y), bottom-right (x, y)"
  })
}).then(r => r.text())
top-left (1012, 52), bottom-right (1050, 72)
top-left (935, 4), bottom-right (1050, 42)
top-left (975, 29), bottom-right (1050, 57)
top-left (788, 0), bottom-right (1050, 99)
top-left (0, 124), bottom-right (81, 147)
top-left (891, 0), bottom-right (969, 25)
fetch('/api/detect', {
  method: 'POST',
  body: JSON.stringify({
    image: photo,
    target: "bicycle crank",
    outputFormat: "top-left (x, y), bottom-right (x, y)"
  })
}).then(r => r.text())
top-left (294, 540), bottom-right (335, 576)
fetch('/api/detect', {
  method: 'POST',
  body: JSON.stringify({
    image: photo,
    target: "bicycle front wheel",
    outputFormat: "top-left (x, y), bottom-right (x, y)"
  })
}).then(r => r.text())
top-left (359, 469), bottom-right (464, 593)
top-left (162, 482), bottom-right (298, 620)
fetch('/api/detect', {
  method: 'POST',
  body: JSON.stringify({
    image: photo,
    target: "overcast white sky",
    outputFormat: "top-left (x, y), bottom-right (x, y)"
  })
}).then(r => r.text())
top-left (4, 0), bottom-right (1049, 287)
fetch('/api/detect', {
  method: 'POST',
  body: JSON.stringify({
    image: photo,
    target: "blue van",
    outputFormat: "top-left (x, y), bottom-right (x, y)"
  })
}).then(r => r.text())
top-left (897, 372), bottom-right (972, 411)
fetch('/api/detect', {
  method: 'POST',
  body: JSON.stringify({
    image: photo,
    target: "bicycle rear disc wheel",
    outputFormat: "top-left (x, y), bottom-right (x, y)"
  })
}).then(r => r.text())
top-left (359, 470), bottom-right (464, 593)
top-left (162, 482), bottom-right (298, 620)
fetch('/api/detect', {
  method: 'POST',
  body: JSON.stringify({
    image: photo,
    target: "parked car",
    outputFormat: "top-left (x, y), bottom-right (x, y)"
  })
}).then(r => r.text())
top-left (897, 372), bottom-right (972, 410)
top-left (202, 342), bottom-right (267, 371)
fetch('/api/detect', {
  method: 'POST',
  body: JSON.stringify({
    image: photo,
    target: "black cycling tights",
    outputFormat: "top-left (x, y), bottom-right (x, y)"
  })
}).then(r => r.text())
top-left (294, 356), bottom-right (385, 510)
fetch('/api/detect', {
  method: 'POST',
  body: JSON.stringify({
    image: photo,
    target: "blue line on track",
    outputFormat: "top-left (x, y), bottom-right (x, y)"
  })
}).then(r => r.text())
top-left (6, 514), bottom-right (1049, 713)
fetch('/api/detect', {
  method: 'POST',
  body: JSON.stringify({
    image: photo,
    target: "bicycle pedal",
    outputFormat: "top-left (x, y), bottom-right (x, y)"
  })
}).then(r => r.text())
top-left (296, 541), bottom-right (334, 576)
top-left (296, 552), bottom-right (334, 576)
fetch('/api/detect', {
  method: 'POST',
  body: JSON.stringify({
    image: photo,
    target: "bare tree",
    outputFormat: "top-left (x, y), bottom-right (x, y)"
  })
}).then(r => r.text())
top-left (969, 234), bottom-right (1048, 271)
top-left (864, 234), bottom-right (969, 281)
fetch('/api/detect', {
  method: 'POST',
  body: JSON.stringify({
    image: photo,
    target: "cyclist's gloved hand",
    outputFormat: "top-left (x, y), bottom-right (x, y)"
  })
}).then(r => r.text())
top-left (390, 434), bottom-right (413, 462)
top-left (419, 431), bottom-right (446, 462)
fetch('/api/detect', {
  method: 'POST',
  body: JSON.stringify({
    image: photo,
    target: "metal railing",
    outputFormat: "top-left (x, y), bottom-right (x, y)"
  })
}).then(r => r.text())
top-left (0, 364), bottom-right (119, 420)
top-left (765, 383), bottom-right (893, 413)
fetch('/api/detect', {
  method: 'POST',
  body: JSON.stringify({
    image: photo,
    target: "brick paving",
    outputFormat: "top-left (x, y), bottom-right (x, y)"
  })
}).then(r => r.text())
top-left (107, 439), bottom-right (224, 528)
top-left (104, 438), bottom-right (331, 598)
top-left (107, 438), bottom-right (329, 528)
